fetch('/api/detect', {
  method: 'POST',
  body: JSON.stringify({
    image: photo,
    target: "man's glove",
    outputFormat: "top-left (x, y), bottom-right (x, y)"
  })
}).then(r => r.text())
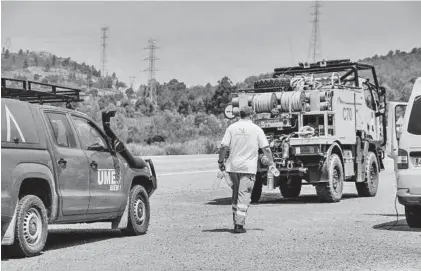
top-left (218, 160), bottom-right (225, 171)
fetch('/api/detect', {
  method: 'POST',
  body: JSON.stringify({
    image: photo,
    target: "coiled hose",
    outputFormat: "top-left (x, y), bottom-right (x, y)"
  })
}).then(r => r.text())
top-left (252, 93), bottom-right (277, 113)
top-left (276, 91), bottom-right (306, 112)
top-left (290, 75), bottom-right (322, 90)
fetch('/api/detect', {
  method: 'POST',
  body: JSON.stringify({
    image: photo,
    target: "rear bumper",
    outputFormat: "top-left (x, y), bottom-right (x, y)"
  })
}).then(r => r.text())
top-left (397, 189), bottom-right (421, 206)
top-left (397, 170), bottom-right (421, 206)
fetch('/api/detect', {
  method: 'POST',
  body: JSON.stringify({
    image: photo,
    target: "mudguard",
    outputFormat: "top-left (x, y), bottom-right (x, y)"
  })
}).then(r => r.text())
top-left (318, 142), bottom-right (343, 183)
top-left (2, 163), bottom-right (57, 245)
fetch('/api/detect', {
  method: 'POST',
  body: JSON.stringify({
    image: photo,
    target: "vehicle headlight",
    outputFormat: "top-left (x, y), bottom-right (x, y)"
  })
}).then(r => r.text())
top-left (295, 145), bottom-right (320, 155)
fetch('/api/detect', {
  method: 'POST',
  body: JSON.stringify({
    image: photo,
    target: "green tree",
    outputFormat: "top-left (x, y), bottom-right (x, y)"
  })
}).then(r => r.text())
top-left (12, 55), bottom-right (16, 63)
top-left (126, 87), bottom-right (134, 98)
top-left (62, 57), bottom-right (70, 66)
top-left (44, 62), bottom-right (51, 72)
top-left (18, 49), bottom-right (23, 55)
top-left (52, 55), bottom-right (57, 66)
top-left (208, 76), bottom-right (236, 115)
top-left (4, 49), bottom-right (10, 59)
top-left (34, 56), bottom-right (38, 66)
top-left (23, 58), bottom-right (28, 69)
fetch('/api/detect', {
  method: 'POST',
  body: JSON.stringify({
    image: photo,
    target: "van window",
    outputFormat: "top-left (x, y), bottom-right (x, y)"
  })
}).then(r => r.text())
top-left (408, 95), bottom-right (421, 135)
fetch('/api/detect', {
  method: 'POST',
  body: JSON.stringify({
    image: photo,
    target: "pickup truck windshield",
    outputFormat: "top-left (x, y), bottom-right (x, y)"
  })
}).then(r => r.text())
top-left (408, 95), bottom-right (421, 135)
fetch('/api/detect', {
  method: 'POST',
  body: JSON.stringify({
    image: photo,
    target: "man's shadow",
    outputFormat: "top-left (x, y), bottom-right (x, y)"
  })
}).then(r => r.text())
top-left (202, 228), bottom-right (264, 234)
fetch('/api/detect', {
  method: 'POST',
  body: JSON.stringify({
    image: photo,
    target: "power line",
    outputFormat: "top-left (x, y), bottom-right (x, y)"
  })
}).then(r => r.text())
top-left (129, 76), bottom-right (136, 89)
top-left (2, 37), bottom-right (11, 54)
top-left (100, 27), bottom-right (109, 78)
top-left (143, 39), bottom-right (160, 107)
top-left (307, 0), bottom-right (322, 63)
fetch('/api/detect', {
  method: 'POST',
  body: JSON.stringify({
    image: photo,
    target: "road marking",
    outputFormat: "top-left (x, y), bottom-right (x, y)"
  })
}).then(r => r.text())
top-left (157, 170), bottom-right (218, 176)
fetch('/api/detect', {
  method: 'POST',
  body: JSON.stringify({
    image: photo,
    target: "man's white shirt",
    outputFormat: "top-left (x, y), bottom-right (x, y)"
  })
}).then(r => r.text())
top-left (221, 119), bottom-right (269, 174)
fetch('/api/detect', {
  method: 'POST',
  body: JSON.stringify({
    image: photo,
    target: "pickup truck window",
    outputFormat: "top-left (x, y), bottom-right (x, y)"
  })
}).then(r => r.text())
top-left (71, 116), bottom-right (109, 152)
top-left (46, 113), bottom-right (77, 148)
top-left (1, 100), bottom-right (40, 144)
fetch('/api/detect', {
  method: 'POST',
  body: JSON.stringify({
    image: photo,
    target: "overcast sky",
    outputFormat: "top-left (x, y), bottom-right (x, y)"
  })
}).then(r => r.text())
top-left (2, 1), bottom-right (421, 87)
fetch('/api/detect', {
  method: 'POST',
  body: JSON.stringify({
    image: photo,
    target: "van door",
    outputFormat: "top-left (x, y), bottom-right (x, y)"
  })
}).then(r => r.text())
top-left (70, 115), bottom-right (126, 214)
top-left (44, 112), bottom-right (90, 216)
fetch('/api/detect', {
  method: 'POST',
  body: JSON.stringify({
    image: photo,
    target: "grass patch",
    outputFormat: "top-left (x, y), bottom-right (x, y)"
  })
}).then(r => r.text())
top-left (126, 137), bottom-right (219, 156)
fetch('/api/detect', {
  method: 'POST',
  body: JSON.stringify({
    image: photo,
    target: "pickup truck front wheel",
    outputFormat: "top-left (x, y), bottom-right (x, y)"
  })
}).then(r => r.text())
top-left (12, 195), bottom-right (48, 257)
top-left (124, 185), bottom-right (150, 236)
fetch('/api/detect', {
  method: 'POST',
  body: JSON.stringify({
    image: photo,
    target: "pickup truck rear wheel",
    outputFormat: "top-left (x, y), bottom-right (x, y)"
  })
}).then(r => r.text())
top-left (356, 152), bottom-right (379, 197)
top-left (315, 154), bottom-right (344, 202)
top-left (12, 195), bottom-right (48, 257)
top-left (405, 206), bottom-right (421, 228)
top-left (124, 185), bottom-right (150, 236)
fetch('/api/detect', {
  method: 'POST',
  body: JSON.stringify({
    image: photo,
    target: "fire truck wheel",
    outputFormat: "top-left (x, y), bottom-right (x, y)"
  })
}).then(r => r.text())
top-left (251, 173), bottom-right (263, 203)
top-left (405, 206), bottom-right (421, 228)
top-left (279, 176), bottom-right (302, 198)
top-left (123, 185), bottom-right (150, 236)
top-left (315, 154), bottom-right (344, 202)
top-left (356, 151), bottom-right (379, 197)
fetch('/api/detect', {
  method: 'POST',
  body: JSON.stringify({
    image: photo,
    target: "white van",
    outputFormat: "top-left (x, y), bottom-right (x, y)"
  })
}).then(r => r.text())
top-left (387, 77), bottom-right (421, 228)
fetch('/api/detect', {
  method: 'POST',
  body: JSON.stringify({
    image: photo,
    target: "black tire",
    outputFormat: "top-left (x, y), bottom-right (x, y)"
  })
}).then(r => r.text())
top-left (123, 185), bottom-right (150, 236)
top-left (279, 176), bottom-right (302, 198)
top-left (251, 173), bottom-right (263, 203)
top-left (315, 154), bottom-right (344, 202)
top-left (11, 195), bottom-right (49, 257)
top-left (405, 206), bottom-right (421, 228)
top-left (356, 152), bottom-right (379, 197)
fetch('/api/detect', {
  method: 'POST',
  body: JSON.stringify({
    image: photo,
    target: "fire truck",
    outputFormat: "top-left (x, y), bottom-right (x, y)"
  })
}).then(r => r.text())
top-left (223, 59), bottom-right (387, 203)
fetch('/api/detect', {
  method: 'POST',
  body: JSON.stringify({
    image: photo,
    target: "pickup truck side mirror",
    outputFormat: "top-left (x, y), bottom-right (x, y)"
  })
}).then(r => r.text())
top-left (88, 143), bottom-right (107, 152)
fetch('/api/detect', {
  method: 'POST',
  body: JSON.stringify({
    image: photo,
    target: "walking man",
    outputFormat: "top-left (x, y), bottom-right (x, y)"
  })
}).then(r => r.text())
top-left (218, 105), bottom-right (275, 233)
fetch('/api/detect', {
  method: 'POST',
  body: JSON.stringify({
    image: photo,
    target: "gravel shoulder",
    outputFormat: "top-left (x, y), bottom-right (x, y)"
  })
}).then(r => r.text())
top-left (2, 157), bottom-right (420, 271)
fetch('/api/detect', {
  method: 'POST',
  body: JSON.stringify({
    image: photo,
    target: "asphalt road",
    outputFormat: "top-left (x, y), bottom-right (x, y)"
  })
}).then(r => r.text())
top-left (2, 155), bottom-right (420, 271)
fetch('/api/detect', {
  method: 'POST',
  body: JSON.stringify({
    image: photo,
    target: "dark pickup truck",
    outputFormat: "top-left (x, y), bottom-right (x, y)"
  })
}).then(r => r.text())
top-left (1, 79), bottom-right (157, 257)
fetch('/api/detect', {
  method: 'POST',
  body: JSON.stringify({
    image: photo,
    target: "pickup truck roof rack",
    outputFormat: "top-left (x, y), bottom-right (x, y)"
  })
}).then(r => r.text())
top-left (273, 59), bottom-right (379, 88)
top-left (1, 78), bottom-right (84, 108)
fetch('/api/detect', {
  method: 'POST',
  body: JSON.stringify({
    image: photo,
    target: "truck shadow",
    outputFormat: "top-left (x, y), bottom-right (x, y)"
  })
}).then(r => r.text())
top-left (372, 218), bottom-right (421, 232)
top-left (1, 228), bottom-right (123, 260)
top-left (206, 193), bottom-right (358, 206)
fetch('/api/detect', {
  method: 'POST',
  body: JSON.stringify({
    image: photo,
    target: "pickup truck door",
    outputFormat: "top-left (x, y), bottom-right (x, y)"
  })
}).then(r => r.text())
top-left (44, 112), bottom-right (90, 216)
top-left (70, 115), bottom-right (126, 214)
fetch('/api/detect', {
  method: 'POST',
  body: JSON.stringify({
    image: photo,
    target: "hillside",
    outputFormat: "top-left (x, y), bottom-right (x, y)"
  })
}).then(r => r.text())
top-left (1, 49), bottom-right (127, 93)
top-left (2, 47), bottom-right (421, 155)
top-left (359, 47), bottom-right (421, 102)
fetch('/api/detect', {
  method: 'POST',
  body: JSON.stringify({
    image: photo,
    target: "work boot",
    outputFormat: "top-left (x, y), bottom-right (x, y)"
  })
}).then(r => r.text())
top-left (234, 224), bottom-right (246, 234)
